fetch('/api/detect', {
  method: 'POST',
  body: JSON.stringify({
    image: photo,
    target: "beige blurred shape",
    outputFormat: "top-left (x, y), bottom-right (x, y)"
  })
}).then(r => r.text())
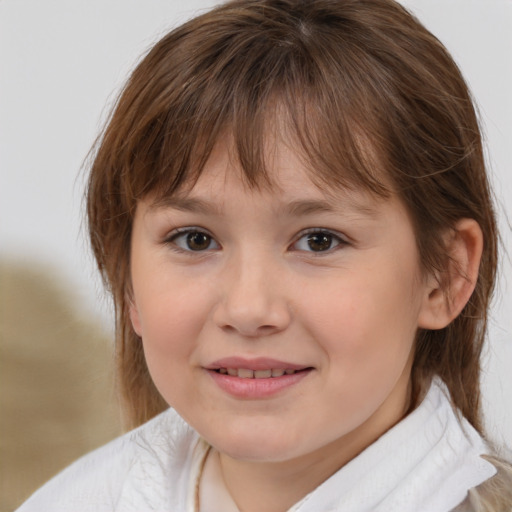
top-left (0, 260), bottom-right (122, 511)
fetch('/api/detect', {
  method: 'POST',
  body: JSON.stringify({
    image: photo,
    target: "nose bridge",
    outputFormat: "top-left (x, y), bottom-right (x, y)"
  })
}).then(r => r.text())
top-left (214, 246), bottom-right (290, 336)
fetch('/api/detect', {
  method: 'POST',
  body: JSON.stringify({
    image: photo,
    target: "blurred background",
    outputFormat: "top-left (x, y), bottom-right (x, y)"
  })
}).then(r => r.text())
top-left (0, 1), bottom-right (511, 510)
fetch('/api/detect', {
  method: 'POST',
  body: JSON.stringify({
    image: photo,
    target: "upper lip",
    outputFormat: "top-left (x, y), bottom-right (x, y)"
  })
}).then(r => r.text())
top-left (204, 357), bottom-right (309, 371)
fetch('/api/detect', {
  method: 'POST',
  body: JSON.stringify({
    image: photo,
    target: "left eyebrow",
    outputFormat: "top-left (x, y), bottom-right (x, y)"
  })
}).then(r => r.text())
top-left (149, 197), bottom-right (222, 216)
top-left (284, 199), bottom-right (379, 218)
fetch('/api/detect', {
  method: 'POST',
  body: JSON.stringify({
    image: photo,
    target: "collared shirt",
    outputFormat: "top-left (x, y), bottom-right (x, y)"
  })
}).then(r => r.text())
top-left (16, 378), bottom-right (496, 512)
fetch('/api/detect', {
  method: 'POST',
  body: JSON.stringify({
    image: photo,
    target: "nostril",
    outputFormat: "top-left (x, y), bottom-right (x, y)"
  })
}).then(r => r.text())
top-left (220, 324), bottom-right (237, 334)
top-left (212, 291), bottom-right (292, 336)
top-left (219, 323), bottom-right (280, 338)
top-left (258, 325), bottom-right (280, 334)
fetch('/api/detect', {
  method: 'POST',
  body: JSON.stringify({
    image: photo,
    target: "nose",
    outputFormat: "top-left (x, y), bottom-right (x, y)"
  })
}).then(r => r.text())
top-left (212, 253), bottom-right (292, 338)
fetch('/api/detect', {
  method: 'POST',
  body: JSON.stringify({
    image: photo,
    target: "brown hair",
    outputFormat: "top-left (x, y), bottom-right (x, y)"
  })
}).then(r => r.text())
top-left (87, 0), bottom-right (498, 431)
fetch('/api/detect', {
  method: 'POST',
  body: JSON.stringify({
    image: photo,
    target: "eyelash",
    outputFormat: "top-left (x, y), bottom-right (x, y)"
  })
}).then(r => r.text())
top-left (164, 227), bottom-right (348, 254)
top-left (165, 227), bottom-right (219, 253)
top-left (291, 228), bottom-right (348, 254)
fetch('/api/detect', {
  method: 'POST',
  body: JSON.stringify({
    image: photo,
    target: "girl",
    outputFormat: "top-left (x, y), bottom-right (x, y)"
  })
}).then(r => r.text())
top-left (17, 0), bottom-right (512, 510)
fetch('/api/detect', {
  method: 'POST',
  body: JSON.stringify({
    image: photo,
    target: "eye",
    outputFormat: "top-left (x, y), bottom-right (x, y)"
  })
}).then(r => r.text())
top-left (167, 229), bottom-right (220, 252)
top-left (292, 230), bottom-right (346, 253)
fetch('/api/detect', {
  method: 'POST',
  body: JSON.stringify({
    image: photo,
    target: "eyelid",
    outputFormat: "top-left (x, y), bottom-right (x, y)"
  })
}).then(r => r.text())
top-left (290, 228), bottom-right (350, 253)
top-left (164, 226), bottom-right (220, 252)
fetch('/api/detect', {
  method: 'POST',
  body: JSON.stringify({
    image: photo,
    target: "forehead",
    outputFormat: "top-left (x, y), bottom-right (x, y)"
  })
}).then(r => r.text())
top-left (149, 135), bottom-right (385, 219)
top-left (141, 97), bottom-right (394, 211)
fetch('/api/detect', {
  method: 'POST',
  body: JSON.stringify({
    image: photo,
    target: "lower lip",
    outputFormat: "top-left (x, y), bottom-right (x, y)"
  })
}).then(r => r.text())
top-left (206, 369), bottom-right (312, 399)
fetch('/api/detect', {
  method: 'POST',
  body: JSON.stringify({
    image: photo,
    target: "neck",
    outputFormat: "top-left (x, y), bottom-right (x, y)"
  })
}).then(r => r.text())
top-left (217, 441), bottom-right (355, 512)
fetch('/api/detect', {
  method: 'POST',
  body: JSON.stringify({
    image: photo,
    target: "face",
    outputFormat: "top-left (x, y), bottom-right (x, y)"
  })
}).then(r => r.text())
top-left (129, 139), bottom-right (435, 467)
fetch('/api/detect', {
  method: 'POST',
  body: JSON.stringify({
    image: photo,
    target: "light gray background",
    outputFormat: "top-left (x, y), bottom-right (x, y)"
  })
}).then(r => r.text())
top-left (1, 0), bottom-right (511, 448)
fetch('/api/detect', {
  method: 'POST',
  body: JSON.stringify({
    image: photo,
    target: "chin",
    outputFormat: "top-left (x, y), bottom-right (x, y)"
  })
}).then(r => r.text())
top-left (206, 424), bottom-right (307, 463)
top-left (218, 442), bottom-right (295, 463)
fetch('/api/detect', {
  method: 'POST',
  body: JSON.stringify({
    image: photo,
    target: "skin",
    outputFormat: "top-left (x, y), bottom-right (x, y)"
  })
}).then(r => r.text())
top-left (128, 138), bottom-right (481, 512)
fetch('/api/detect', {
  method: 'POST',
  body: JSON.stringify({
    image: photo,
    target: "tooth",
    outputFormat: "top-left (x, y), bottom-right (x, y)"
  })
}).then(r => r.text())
top-left (254, 369), bottom-right (272, 379)
top-left (227, 368), bottom-right (237, 376)
top-left (219, 368), bottom-right (227, 374)
top-left (285, 369), bottom-right (296, 375)
top-left (238, 368), bottom-right (254, 379)
top-left (271, 369), bottom-right (285, 377)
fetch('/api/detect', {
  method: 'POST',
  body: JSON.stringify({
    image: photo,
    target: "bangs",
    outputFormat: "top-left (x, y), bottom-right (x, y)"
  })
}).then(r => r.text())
top-left (115, 4), bottom-right (396, 206)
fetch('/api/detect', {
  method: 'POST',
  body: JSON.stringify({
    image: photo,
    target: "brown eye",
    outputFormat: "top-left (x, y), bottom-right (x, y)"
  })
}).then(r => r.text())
top-left (292, 230), bottom-right (345, 253)
top-left (306, 233), bottom-right (335, 252)
top-left (169, 229), bottom-right (219, 252)
top-left (186, 232), bottom-right (212, 251)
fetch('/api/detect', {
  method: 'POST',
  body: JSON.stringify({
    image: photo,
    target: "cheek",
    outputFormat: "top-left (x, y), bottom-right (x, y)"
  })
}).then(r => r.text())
top-left (301, 278), bottom-right (419, 431)
top-left (131, 276), bottom-right (213, 389)
top-left (137, 291), bottom-right (202, 352)
top-left (133, 263), bottom-right (211, 337)
top-left (303, 267), bottom-right (421, 371)
top-left (135, 288), bottom-right (207, 410)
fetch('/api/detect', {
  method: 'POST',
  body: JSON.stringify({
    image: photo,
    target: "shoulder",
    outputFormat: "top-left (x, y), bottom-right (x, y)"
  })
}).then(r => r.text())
top-left (15, 408), bottom-right (200, 512)
top-left (16, 433), bottom-right (134, 512)
top-left (406, 379), bottom-right (512, 512)
top-left (453, 454), bottom-right (512, 512)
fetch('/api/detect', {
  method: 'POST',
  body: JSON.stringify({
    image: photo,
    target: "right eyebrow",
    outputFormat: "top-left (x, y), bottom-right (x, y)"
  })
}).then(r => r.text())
top-left (284, 198), bottom-right (380, 219)
top-left (149, 197), bottom-right (222, 216)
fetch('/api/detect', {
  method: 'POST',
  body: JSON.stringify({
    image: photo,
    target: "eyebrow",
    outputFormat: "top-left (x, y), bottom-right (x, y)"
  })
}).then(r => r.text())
top-left (150, 196), bottom-right (380, 218)
top-left (149, 197), bottom-right (222, 215)
top-left (284, 199), bottom-right (379, 218)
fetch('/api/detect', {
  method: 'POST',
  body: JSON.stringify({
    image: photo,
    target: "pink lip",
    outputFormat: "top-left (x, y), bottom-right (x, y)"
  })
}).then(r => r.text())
top-left (204, 357), bottom-right (313, 399)
top-left (205, 357), bottom-right (307, 371)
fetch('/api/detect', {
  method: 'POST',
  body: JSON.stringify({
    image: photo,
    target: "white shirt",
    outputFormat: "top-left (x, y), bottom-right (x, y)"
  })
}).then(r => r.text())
top-left (16, 378), bottom-right (496, 512)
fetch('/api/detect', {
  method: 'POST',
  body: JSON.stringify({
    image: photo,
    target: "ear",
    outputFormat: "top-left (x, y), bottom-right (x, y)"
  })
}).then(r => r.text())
top-left (418, 218), bottom-right (483, 330)
top-left (128, 295), bottom-right (143, 337)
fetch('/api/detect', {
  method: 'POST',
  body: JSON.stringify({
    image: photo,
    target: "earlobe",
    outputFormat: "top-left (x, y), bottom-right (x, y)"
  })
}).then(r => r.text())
top-left (128, 297), bottom-right (143, 337)
top-left (418, 219), bottom-right (483, 330)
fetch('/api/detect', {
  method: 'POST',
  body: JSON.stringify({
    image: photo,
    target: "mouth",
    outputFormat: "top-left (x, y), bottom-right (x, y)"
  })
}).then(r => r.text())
top-left (205, 357), bottom-right (311, 377)
top-left (213, 368), bottom-right (310, 379)
top-left (204, 358), bottom-right (313, 399)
